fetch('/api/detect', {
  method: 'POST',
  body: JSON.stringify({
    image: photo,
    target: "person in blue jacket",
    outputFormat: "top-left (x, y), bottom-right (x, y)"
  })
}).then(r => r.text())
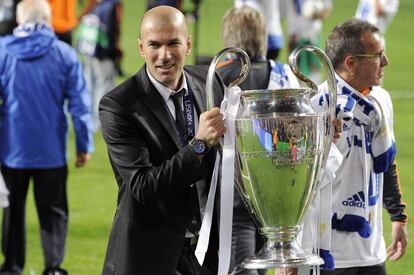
top-left (0, 0), bottom-right (93, 274)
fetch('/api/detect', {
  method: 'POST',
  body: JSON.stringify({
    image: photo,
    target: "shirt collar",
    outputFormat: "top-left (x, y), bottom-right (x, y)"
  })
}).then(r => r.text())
top-left (336, 73), bottom-right (366, 97)
top-left (146, 67), bottom-right (188, 103)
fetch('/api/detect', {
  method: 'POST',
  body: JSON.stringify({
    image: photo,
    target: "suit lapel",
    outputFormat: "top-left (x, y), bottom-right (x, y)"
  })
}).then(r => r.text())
top-left (136, 68), bottom-right (182, 149)
top-left (136, 67), bottom-right (212, 149)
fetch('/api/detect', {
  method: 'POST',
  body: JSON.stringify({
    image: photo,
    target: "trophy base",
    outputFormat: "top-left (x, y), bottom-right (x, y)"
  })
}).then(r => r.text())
top-left (240, 239), bottom-right (324, 269)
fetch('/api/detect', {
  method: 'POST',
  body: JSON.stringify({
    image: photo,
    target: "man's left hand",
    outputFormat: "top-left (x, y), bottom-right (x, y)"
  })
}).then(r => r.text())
top-left (75, 152), bottom-right (91, 168)
top-left (387, 221), bottom-right (408, 261)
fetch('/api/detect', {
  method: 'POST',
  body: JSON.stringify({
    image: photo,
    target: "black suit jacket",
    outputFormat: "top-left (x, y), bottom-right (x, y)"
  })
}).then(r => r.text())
top-left (100, 65), bottom-right (224, 275)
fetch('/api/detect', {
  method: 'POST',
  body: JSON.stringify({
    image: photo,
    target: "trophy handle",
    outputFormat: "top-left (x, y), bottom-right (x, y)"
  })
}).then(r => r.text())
top-left (288, 45), bottom-right (337, 117)
top-left (206, 47), bottom-right (251, 110)
top-left (288, 45), bottom-right (338, 174)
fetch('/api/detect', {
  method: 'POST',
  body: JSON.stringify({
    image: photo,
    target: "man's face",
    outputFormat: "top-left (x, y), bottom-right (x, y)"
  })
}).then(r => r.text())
top-left (139, 21), bottom-right (191, 91)
top-left (353, 32), bottom-right (388, 89)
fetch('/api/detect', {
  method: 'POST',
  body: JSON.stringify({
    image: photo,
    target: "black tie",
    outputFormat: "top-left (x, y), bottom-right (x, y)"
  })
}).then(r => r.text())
top-left (171, 89), bottom-right (187, 140)
top-left (172, 90), bottom-right (201, 235)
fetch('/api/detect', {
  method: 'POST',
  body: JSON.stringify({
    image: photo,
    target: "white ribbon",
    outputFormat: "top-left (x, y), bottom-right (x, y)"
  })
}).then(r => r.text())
top-left (195, 152), bottom-right (221, 264)
top-left (218, 86), bottom-right (241, 274)
top-left (195, 86), bottom-right (242, 275)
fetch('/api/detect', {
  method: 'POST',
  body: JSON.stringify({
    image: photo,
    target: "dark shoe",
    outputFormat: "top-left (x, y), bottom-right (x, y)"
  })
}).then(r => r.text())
top-left (42, 267), bottom-right (68, 275)
top-left (0, 264), bottom-right (22, 275)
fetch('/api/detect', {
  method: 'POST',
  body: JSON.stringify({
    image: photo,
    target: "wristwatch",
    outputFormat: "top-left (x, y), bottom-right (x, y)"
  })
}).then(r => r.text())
top-left (189, 138), bottom-right (209, 155)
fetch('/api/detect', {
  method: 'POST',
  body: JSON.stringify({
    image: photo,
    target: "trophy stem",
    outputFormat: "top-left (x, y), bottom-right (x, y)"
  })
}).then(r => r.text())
top-left (240, 226), bottom-right (324, 269)
top-left (262, 226), bottom-right (299, 242)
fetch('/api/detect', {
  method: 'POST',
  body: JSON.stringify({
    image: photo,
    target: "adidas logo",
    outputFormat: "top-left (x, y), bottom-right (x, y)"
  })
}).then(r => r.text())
top-left (341, 191), bottom-right (366, 209)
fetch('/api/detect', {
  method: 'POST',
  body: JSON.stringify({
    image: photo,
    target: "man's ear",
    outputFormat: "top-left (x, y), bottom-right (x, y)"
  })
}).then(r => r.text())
top-left (344, 55), bottom-right (357, 75)
top-left (186, 35), bottom-right (192, 56)
top-left (138, 38), bottom-right (144, 57)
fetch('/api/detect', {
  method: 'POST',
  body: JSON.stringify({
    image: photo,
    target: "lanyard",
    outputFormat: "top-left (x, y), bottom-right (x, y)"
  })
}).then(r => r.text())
top-left (183, 87), bottom-right (196, 141)
top-left (174, 87), bottom-right (196, 146)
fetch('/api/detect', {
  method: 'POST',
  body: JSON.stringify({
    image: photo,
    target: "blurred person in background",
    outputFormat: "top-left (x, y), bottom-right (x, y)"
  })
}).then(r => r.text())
top-left (234, 0), bottom-right (284, 60)
top-left (147, 0), bottom-right (182, 10)
top-left (0, 0), bottom-right (21, 35)
top-left (355, 0), bottom-right (398, 84)
top-left (0, 0), bottom-right (93, 274)
top-left (48, 0), bottom-right (97, 44)
top-left (285, 0), bottom-right (332, 84)
top-left (355, 0), bottom-right (399, 36)
top-left (0, 173), bottom-right (8, 209)
top-left (76, 0), bottom-right (123, 132)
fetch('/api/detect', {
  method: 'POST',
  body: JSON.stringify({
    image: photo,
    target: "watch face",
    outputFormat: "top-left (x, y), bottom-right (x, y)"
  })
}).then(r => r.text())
top-left (192, 139), bottom-right (207, 154)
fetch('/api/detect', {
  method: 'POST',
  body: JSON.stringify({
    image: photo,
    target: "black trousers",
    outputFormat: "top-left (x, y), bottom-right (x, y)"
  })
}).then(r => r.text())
top-left (320, 263), bottom-right (386, 275)
top-left (0, 166), bottom-right (68, 275)
top-left (175, 238), bottom-right (213, 275)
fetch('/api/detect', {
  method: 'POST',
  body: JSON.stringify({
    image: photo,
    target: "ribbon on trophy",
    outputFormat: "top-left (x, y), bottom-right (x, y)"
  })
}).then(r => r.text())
top-left (195, 85), bottom-right (242, 274)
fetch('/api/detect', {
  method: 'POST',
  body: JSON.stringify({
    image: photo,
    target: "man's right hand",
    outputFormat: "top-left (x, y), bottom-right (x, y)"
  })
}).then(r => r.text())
top-left (387, 221), bottom-right (408, 261)
top-left (195, 107), bottom-right (225, 147)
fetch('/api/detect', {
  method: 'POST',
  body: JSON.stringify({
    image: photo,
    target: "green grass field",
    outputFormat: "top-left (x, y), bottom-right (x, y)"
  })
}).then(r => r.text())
top-left (2, 0), bottom-right (413, 274)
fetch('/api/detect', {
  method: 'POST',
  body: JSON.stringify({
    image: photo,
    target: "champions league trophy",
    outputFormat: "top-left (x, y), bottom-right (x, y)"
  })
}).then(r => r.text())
top-left (206, 45), bottom-right (337, 269)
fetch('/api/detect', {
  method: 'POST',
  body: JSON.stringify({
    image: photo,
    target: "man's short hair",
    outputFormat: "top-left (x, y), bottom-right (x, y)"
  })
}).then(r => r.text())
top-left (221, 6), bottom-right (267, 59)
top-left (16, 0), bottom-right (51, 25)
top-left (326, 19), bottom-right (380, 69)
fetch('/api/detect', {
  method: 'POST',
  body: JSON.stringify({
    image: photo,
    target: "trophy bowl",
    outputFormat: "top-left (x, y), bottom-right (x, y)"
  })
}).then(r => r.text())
top-left (206, 46), bottom-right (337, 269)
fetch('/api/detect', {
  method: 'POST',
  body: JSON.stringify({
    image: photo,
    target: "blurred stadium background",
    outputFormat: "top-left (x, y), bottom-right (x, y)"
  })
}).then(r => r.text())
top-left (2, 0), bottom-right (412, 274)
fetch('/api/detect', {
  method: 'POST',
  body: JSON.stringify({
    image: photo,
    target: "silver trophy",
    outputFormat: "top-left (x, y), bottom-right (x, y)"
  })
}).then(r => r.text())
top-left (206, 46), bottom-right (337, 269)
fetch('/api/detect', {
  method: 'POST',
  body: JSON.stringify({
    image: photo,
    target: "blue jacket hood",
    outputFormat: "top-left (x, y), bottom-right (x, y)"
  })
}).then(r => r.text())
top-left (3, 23), bottom-right (55, 59)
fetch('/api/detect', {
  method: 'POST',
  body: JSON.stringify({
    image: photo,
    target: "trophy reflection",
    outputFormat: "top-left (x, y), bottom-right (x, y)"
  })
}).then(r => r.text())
top-left (206, 45), bottom-right (337, 269)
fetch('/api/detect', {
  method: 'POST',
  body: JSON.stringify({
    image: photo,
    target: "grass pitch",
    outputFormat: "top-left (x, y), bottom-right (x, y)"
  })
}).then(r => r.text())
top-left (1, 0), bottom-right (412, 274)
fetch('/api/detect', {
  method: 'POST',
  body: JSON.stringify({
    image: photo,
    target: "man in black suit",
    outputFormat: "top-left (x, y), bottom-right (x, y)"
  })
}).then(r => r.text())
top-left (99, 5), bottom-right (225, 275)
